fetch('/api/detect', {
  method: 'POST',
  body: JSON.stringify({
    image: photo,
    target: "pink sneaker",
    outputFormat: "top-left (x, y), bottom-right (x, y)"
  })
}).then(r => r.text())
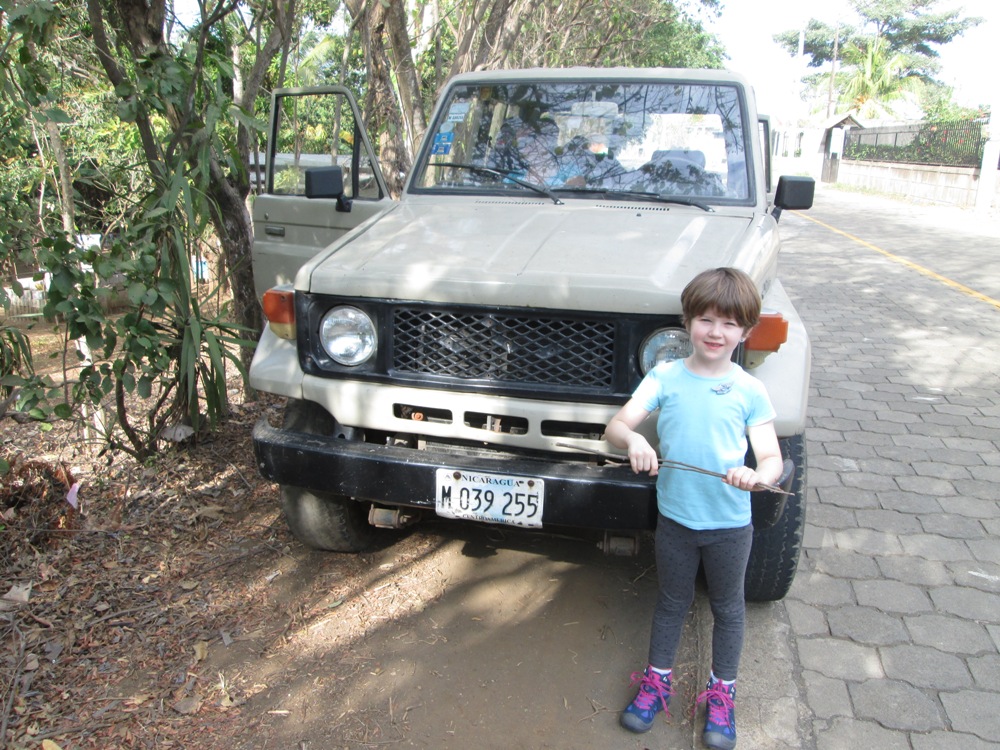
top-left (620, 667), bottom-right (672, 733)
top-left (697, 678), bottom-right (737, 749)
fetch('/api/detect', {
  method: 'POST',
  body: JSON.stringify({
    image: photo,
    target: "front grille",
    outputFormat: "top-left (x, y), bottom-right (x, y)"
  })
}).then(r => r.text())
top-left (393, 308), bottom-right (616, 390)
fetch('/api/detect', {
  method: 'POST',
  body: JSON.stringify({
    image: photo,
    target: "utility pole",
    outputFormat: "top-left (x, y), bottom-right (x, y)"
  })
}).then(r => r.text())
top-left (826, 27), bottom-right (840, 118)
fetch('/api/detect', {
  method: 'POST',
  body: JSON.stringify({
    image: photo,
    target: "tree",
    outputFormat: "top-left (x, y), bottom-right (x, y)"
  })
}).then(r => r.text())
top-left (840, 33), bottom-right (917, 119)
top-left (514, 0), bottom-right (724, 69)
top-left (773, 0), bottom-right (982, 119)
top-left (0, 0), bottom-right (296, 458)
top-left (774, 0), bottom-right (982, 81)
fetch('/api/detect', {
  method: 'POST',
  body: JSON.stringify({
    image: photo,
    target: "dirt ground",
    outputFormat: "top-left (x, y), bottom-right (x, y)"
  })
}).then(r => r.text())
top-left (1, 331), bottom-right (709, 750)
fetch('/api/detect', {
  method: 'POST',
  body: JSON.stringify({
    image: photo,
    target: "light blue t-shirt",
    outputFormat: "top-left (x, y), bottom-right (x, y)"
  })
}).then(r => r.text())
top-left (633, 360), bottom-right (776, 530)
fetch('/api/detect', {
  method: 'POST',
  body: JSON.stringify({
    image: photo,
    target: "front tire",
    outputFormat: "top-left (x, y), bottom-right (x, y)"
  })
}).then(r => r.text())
top-left (744, 434), bottom-right (807, 602)
top-left (278, 399), bottom-right (375, 552)
top-left (281, 485), bottom-right (375, 552)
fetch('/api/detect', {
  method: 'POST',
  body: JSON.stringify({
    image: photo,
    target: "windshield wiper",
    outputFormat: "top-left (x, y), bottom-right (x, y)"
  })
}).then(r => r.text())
top-left (555, 187), bottom-right (714, 212)
top-left (430, 162), bottom-right (564, 205)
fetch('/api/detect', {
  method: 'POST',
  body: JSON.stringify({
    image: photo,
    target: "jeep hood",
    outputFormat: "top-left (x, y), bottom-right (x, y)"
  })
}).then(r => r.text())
top-left (304, 200), bottom-right (768, 314)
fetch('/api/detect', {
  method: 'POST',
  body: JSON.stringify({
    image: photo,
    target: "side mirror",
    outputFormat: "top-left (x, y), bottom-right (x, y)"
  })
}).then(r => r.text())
top-left (772, 175), bottom-right (814, 221)
top-left (305, 166), bottom-right (352, 212)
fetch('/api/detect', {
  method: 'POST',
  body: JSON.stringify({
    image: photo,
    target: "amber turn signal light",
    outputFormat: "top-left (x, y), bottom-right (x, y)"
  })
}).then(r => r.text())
top-left (262, 289), bottom-right (296, 340)
top-left (744, 312), bottom-right (788, 352)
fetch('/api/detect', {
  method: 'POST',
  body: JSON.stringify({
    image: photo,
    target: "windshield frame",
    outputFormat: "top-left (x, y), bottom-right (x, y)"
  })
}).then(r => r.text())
top-left (407, 72), bottom-right (758, 207)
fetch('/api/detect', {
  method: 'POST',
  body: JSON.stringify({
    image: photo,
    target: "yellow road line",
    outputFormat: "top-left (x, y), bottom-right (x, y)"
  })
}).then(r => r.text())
top-left (793, 211), bottom-right (1000, 311)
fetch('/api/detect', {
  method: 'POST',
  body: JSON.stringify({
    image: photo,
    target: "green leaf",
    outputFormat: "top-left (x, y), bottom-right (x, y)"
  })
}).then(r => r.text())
top-left (127, 282), bottom-right (147, 304)
top-left (228, 104), bottom-right (267, 134)
top-left (42, 107), bottom-right (73, 124)
top-left (53, 402), bottom-right (73, 419)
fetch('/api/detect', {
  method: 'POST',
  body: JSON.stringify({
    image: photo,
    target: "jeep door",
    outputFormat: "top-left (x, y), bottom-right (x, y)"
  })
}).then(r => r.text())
top-left (251, 86), bottom-right (393, 299)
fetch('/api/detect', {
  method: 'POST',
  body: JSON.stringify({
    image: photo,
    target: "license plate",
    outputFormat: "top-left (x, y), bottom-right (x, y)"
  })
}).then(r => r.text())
top-left (435, 469), bottom-right (544, 528)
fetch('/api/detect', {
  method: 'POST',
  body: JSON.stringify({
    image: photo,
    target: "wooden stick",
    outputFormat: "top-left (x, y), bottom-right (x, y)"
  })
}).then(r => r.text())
top-left (554, 442), bottom-right (791, 495)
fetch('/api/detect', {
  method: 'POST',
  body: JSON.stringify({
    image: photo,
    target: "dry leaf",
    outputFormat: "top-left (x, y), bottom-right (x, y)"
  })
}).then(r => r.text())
top-left (179, 580), bottom-right (199, 591)
top-left (191, 504), bottom-right (225, 521)
top-left (172, 696), bottom-right (203, 715)
top-left (193, 640), bottom-right (209, 661)
top-left (44, 640), bottom-right (64, 663)
top-left (2, 582), bottom-right (32, 604)
top-left (162, 424), bottom-right (195, 442)
top-left (42, 740), bottom-right (64, 750)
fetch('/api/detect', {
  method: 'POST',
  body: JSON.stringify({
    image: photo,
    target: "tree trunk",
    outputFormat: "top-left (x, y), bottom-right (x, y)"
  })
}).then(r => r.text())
top-left (384, 0), bottom-right (427, 155)
top-left (225, 0), bottom-right (295, 382)
top-left (347, 0), bottom-right (409, 196)
top-left (478, 0), bottom-right (546, 69)
top-left (207, 158), bottom-right (261, 363)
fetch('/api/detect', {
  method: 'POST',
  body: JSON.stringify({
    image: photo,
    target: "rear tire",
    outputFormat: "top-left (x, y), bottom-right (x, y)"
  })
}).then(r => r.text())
top-left (744, 434), bottom-right (807, 602)
top-left (278, 399), bottom-right (375, 552)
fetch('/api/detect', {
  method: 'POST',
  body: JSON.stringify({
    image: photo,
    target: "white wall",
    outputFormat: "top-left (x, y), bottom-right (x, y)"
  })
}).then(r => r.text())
top-left (836, 160), bottom-right (999, 210)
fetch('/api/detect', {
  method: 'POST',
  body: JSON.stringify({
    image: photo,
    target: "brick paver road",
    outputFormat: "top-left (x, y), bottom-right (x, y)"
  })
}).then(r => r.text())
top-left (776, 186), bottom-right (1000, 749)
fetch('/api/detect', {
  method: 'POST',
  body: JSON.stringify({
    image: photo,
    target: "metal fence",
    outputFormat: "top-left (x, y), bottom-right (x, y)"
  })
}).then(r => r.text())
top-left (844, 120), bottom-right (987, 168)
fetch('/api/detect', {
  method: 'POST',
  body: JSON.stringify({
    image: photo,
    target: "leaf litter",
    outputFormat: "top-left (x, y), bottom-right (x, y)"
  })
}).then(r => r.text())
top-left (0, 384), bottom-right (406, 749)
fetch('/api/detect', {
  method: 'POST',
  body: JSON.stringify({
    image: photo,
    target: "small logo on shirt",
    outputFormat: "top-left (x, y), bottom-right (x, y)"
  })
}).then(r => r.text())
top-left (712, 381), bottom-right (733, 395)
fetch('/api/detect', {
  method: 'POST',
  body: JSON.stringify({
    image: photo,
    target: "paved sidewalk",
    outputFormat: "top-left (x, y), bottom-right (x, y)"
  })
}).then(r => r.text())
top-left (777, 185), bottom-right (1000, 749)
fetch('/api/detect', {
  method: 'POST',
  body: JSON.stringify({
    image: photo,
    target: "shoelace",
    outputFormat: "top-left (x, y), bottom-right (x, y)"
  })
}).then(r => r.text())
top-left (695, 682), bottom-right (735, 727)
top-left (628, 671), bottom-right (673, 715)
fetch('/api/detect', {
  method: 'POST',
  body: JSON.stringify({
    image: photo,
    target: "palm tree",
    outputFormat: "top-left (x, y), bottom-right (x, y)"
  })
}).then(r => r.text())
top-left (839, 34), bottom-right (918, 119)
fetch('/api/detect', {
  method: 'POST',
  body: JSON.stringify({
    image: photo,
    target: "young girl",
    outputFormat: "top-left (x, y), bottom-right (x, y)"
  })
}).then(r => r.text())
top-left (604, 267), bottom-right (783, 750)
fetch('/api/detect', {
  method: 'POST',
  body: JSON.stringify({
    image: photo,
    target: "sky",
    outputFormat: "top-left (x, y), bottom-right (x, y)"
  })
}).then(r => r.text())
top-left (706, 0), bottom-right (1000, 120)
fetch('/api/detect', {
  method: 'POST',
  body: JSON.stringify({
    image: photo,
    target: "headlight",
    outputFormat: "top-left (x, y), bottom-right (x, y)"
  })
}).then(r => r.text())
top-left (639, 328), bottom-right (691, 374)
top-left (319, 306), bottom-right (377, 366)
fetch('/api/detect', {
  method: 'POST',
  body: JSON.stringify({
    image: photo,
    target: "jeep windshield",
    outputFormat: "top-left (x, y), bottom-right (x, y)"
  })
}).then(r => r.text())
top-left (410, 79), bottom-right (752, 203)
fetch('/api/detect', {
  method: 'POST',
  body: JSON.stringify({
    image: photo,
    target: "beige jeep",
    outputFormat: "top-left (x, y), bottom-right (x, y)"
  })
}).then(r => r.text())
top-left (249, 67), bottom-right (814, 601)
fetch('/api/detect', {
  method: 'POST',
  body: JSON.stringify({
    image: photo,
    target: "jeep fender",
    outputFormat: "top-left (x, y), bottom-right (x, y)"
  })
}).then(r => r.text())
top-left (249, 325), bottom-right (305, 398)
top-left (752, 278), bottom-right (810, 438)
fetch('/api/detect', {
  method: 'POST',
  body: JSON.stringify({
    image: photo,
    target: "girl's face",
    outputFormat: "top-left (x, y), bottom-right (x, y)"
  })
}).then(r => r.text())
top-left (685, 307), bottom-right (746, 373)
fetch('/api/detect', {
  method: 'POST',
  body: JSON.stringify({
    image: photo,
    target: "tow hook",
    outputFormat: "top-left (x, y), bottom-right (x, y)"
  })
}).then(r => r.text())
top-left (599, 532), bottom-right (640, 556)
top-left (368, 506), bottom-right (421, 529)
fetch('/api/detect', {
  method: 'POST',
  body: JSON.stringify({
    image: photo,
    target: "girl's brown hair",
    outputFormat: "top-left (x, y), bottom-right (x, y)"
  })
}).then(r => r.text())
top-left (680, 268), bottom-right (761, 330)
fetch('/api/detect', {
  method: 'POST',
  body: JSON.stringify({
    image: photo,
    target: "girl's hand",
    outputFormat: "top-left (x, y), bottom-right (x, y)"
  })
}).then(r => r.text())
top-left (604, 397), bottom-right (658, 476)
top-left (725, 465), bottom-right (761, 491)
top-left (625, 434), bottom-right (659, 476)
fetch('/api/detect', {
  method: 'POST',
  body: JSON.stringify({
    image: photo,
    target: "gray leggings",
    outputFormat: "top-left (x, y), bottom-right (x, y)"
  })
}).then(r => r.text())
top-left (648, 515), bottom-right (753, 681)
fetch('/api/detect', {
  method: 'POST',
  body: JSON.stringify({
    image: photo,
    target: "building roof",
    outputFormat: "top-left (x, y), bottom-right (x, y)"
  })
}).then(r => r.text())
top-left (822, 113), bottom-right (864, 130)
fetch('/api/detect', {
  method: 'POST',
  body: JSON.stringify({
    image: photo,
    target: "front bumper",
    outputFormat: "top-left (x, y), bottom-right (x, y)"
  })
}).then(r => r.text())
top-left (252, 417), bottom-right (659, 530)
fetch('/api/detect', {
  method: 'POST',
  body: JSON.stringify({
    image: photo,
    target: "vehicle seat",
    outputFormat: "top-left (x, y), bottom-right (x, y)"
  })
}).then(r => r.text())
top-left (649, 149), bottom-right (706, 168)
